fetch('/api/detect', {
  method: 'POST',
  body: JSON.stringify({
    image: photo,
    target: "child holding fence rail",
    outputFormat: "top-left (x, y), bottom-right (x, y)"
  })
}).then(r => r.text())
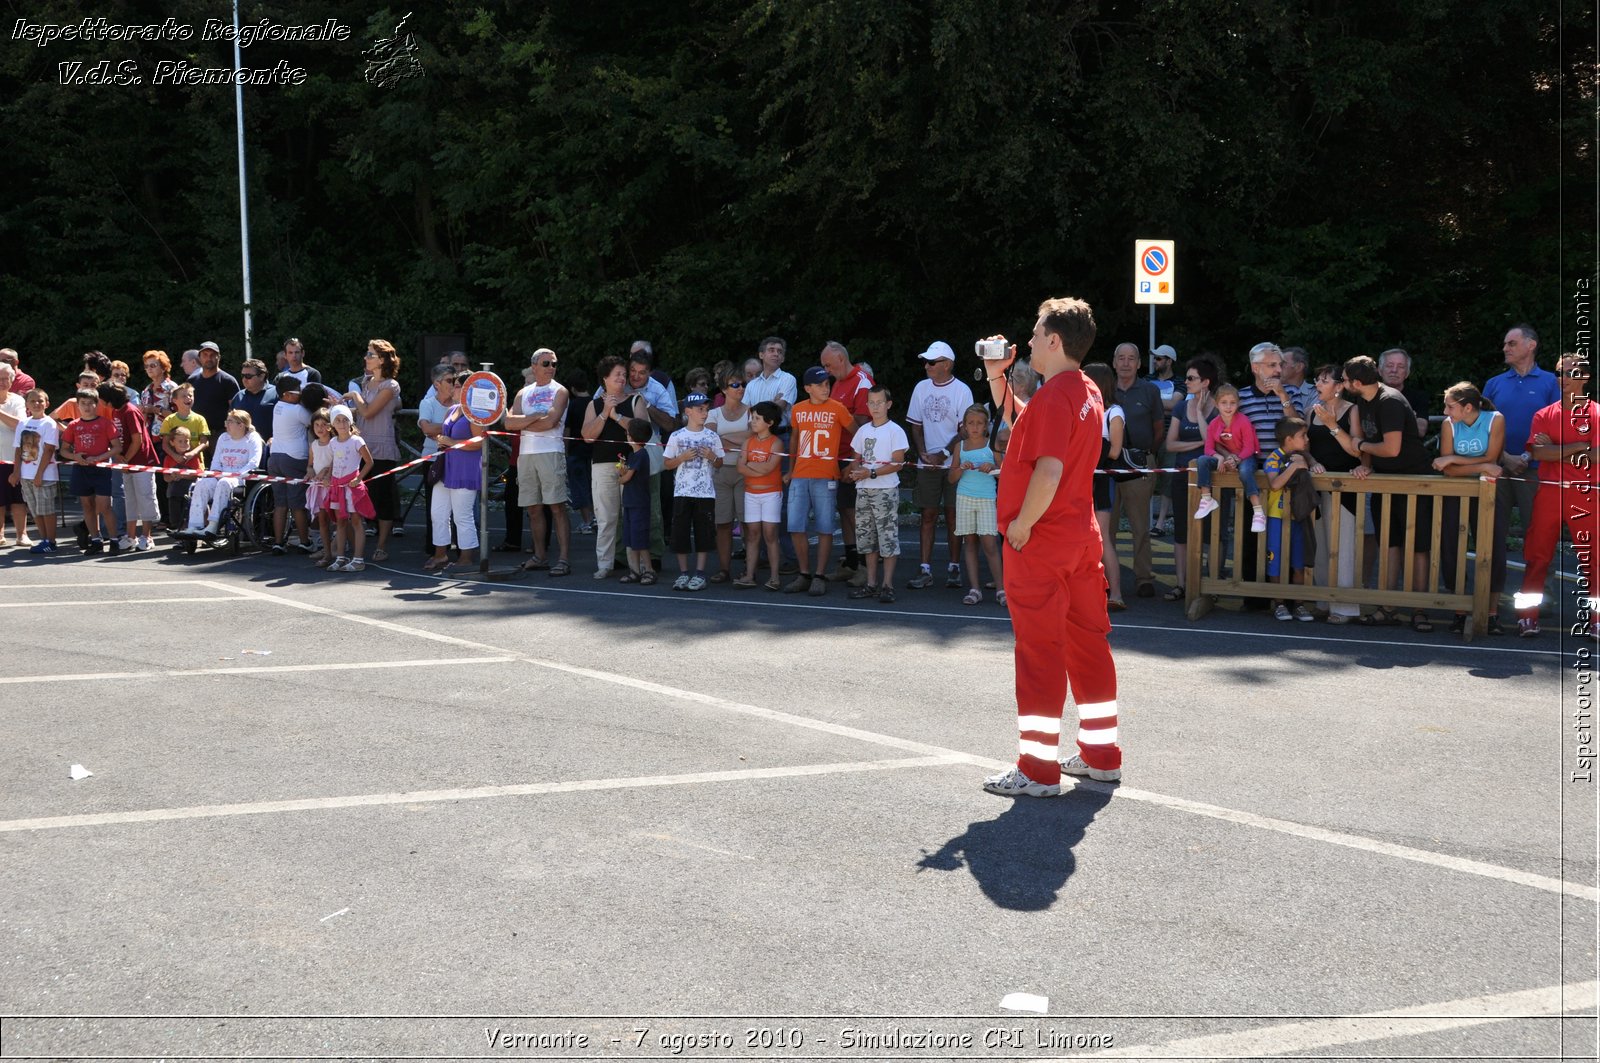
top-left (1192, 384), bottom-right (1266, 533)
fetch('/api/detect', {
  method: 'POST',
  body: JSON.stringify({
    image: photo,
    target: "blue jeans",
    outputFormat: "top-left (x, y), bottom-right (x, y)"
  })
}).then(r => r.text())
top-left (786, 476), bottom-right (838, 535)
top-left (1195, 454), bottom-right (1262, 500)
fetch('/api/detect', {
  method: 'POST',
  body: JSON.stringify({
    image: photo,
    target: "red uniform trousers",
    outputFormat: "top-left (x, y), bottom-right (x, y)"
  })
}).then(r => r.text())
top-left (1004, 538), bottom-right (1121, 786)
top-left (1516, 481), bottom-right (1600, 620)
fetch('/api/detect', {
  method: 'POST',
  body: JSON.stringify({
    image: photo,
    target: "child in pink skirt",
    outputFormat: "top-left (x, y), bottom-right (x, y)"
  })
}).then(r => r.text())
top-left (326, 406), bottom-right (375, 572)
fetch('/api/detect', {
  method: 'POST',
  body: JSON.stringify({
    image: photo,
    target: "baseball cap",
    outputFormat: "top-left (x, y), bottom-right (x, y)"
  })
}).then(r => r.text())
top-left (683, 392), bottom-right (710, 407)
top-left (1153, 344), bottom-right (1177, 362)
top-left (198, 341), bottom-right (220, 353)
top-left (802, 366), bottom-right (831, 386)
top-left (918, 341), bottom-right (956, 362)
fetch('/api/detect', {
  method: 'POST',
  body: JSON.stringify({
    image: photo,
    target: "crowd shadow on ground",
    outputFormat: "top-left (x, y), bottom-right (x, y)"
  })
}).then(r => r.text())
top-left (916, 787), bottom-right (1115, 911)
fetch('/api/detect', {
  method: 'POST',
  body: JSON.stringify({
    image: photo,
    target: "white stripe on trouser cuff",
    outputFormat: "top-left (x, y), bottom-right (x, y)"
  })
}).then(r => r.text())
top-left (1017, 714), bottom-right (1062, 736)
top-left (1513, 592), bottom-right (1544, 609)
top-left (1588, 598), bottom-right (1600, 611)
top-left (1078, 726), bottom-right (1118, 746)
top-left (1077, 700), bottom-right (1118, 720)
top-left (1019, 738), bottom-right (1059, 760)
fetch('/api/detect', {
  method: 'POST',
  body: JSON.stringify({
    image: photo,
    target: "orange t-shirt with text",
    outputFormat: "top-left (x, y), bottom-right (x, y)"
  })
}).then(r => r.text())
top-left (790, 398), bottom-right (851, 479)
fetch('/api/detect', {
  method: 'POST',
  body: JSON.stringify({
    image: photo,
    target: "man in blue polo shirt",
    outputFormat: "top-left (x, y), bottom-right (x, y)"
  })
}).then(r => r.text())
top-left (1484, 323), bottom-right (1560, 539)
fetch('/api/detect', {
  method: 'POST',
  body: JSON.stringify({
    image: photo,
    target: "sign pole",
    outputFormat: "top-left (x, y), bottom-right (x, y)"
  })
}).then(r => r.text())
top-left (1148, 306), bottom-right (1156, 375)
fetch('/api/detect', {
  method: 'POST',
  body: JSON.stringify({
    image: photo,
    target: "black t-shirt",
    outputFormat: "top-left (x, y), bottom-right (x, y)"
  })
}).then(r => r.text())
top-left (187, 369), bottom-right (241, 436)
top-left (589, 394), bottom-right (641, 465)
top-left (1355, 384), bottom-right (1429, 474)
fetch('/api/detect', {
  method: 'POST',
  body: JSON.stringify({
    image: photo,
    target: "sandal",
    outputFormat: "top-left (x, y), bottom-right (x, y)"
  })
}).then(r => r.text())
top-left (963, 589), bottom-right (983, 605)
top-left (1358, 606), bottom-right (1401, 626)
top-left (422, 556), bottom-right (450, 571)
top-left (1411, 611), bottom-right (1434, 633)
top-left (709, 570), bottom-right (729, 584)
top-left (996, 590), bottom-right (1007, 607)
top-left (372, 549), bottom-right (389, 563)
top-left (618, 571), bottom-right (641, 584)
top-left (639, 570), bottom-right (657, 586)
top-left (549, 559), bottom-right (571, 577)
top-left (524, 556), bottom-right (549, 571)
top-left (733, 577), bottom-right (757, 589)
top-left (1162, 585), bottom-right (1185, 601)
top-left (764, 577), bottom-right (782, 591)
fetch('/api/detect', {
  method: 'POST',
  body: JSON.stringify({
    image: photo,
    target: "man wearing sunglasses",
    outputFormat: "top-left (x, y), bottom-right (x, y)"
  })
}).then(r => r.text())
top-left (229, 358), bottom-right (278, 468)
top-left (504, 348), bottom-right (573, 576)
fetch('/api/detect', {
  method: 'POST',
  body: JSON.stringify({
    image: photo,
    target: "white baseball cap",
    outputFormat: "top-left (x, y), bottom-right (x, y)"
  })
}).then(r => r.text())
top-left (918, 341), bottom-right (956, 362)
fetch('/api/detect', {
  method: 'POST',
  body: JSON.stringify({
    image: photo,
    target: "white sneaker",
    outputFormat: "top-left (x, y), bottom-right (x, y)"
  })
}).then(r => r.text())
top-left (1250, 508), bottom-right (1267, 533)
top-left (136, 536), bottom-right (153, 551)
top-left (982, 766), bottom-right (1059, 798)
top-left (1193, 495), bottom-right (1219, 520)
top-left (673, 573), bottom-right (691, 591)
top-left (117, 535), bottom-right (136, 550)
top-left (1060, 754), bottom-right (1121, 782)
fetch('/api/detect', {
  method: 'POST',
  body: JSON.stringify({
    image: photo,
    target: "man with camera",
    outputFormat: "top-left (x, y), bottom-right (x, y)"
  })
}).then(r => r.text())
top-left (1110, 342), bottom-right (1163, 598)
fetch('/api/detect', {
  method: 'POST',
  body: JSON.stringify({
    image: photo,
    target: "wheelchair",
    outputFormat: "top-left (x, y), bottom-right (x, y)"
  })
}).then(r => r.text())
top-left (171, 479), bottom-right (274, 556)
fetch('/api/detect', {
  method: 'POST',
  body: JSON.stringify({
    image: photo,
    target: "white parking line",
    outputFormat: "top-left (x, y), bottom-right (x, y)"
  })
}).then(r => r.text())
top-left (0, 755), bottom-right (965, 833)
top-left (0, 579), bottom-right (211, 589)
top-left (1076, 980), bottom-right (1598, 1059)
top-left (359, 565), bottom-right (1562, 658)
top-left (0, 596), bottom-right (249, 608)
top-left (0, 656), bottom-right (516, 686)
top-left (196, 580), bottom-right (1597, 902)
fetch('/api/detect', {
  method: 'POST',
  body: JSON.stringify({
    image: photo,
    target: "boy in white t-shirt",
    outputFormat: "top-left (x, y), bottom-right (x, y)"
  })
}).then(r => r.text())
top-left (844, 384), bottom-right (909, 604)
top-left (662, 393), bottom-right (725, 591)
top-left (9, 389), bottom-right (60, 552)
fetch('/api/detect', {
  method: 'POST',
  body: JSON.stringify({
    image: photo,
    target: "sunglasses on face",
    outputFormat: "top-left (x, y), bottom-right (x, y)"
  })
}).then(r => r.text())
top-left (1184, 374), bottom-right (1200, 381)
top-left (240, 373), bottom-right (258, 379)
top-left (536, 361), bottom-right (557, 368)
top-left (725, 380), bottom-right (745, 388)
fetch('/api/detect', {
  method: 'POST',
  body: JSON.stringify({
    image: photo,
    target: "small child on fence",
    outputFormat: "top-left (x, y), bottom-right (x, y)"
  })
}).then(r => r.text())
top-left (1264, 416), bottom-right (1315, 621)
top-left (306, 410), bottom-right (336, 566)
top-left (844, 384), bottom-right (909, 604)
top-left (735, 402), bottom-right (783, 590)
top-left (10, 389), bottom-right (60, 553)
top-left (161, 426), bottom-right (204, 549)
top-left (325, 405), bottom-right (374, 573)
top-left (1193, 383), bottom-right (1266, 532)
top-left (948, 404), bottom-right (1003, 606)
top-left (186, 410), bottom-right (263, 540)
top-left (617, 417), bottom-right (655, 585)
top-left (663, 393), bottom-right (725, 592)
top-left (60, 389), bottom-right (118, 555)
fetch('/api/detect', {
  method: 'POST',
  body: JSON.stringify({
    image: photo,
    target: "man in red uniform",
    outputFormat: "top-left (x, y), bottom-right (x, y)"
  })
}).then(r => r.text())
top-left (986, 297), bottom-right (1122, 798)
top-left (1514, 353), bottom-right (1599, 639)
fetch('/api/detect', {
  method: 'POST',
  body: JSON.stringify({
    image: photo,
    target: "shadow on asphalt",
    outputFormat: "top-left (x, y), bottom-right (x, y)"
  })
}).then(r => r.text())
top-left (915, 787), bottom-right (1114, 911)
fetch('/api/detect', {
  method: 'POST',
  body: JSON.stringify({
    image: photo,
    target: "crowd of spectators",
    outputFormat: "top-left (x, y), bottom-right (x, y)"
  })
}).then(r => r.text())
top-left (0, 323), bottom-right (1590, 638)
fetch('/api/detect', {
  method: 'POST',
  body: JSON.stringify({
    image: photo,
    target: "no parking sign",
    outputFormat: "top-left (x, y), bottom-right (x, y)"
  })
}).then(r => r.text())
top-left (460, 371), bottom-right (506, 426)
top-left (1134, 239), bottom-right (1175, 305)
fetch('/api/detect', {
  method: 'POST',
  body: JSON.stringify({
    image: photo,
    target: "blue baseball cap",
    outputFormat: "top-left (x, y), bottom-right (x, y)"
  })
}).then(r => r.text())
top-left (803, 366), bottom-right (831, 386)
top-left (684, 392), bottom-right (710, 407)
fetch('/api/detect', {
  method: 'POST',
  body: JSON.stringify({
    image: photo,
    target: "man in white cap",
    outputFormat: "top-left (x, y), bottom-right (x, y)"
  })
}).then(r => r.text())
top-left (906, 340), bottom-right (973, 589)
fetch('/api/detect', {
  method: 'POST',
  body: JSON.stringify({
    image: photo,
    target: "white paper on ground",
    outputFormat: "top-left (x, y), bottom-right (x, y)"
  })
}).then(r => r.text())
top-left (69, 764), bottom-right (93, 781)
top-left (999, 992), bottom-right (1048, 1014)
top-left (241, 649), bottom-right (272, 656)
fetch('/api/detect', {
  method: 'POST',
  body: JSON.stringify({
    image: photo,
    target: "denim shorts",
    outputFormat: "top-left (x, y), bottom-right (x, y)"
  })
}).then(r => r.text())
top-left (785, 476), bottom-right (838, 535)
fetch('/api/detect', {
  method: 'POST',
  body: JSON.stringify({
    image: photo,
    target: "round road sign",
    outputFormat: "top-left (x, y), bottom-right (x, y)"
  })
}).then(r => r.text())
top-left (460, 371), bottom-right (507, 426)
top-left (1141, 247), bottom-right (1169, 276)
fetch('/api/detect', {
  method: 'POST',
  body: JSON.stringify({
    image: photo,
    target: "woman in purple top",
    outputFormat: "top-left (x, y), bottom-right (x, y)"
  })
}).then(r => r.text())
top-left (424, 373), bottom-right (486, 573)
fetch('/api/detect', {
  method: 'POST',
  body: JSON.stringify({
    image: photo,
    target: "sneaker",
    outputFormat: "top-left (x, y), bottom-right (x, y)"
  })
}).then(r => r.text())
top-left (946, 565), bottom-right (962, 588)
top-left (907, 570), bottom-right (935, 589)
top-left (784, 574), bottom-right (812, 593)
top-left (1061, 754), bottom-right (1121, 783)
top-left (578, 521), bottom-right (595, 535)
top-left (1274, 603), bottom-right (1293, 621)
top-left (1293, 604), bottom-right (1315, 622)
top-left (877, 585), bottom-right (896, 604)
top-left (106, 538), bottom-right (122, 556)
top-left (1449, 614), bottom-right (1467, 635)
top-left (271, 542), bottom-right (288, 555)
top-left (808, 576), bottom-right (827, 596)
top-left (673, 574), bottom-right (691, 591)
top-left (84, 538), bottom-right (104, 555)
top-left (982, 767), bottom-right (1060, 798)
top-left (849, 584), bottom-right (879, 599)
top-left (117, 535), bottom-right (136, 550)
top-left (136, 537), bottom-right (153, 551)
top-left (30, 539), bottom-right (56, 554)
top-left (1518, 618), bottom-right (1540, 638)
top-left (345, 558), bottom-right (365, 572)
top-left (1250, 508), bottom-right (1267, 533)
top-left (327, 557), bottom-right (349, 572)
top-left (290, 540), bottom-right (315, 555)
top-left (1485, 616), bottom-right (1505, 637)
top-left (1193, 495), bottom-right (1219, 520)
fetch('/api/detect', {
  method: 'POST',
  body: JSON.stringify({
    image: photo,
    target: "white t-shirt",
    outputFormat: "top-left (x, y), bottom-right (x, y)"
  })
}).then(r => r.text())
top-left (1103, 405), bottom-right (1125, 441)
top-left (850, 419), bottom-right (909, 491)
top-left (14, 416), bottom-right (60, 482)
top-left (270, 400), bottom-right (312, 461)
top-left (663, 426), bottom-right (724, 499)
top-left (212, 432), bottom-right (264, 474)
top-left (515, 381), bottom-right (568, 454)
top-left (310, 438), bottom-right (334, 476)
top-left (329, 435), bottom-right (366, 479)
top-left (706, 404), bottom-right (750, 453)
top-left (906, 377), bottom-right (974, 467)
top-left (0, 393), bottom-right (24, 462)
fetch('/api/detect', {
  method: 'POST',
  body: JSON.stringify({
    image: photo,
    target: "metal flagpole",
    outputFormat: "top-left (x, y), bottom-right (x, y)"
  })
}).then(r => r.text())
top-left (233, 0), bottom-right (254, 361)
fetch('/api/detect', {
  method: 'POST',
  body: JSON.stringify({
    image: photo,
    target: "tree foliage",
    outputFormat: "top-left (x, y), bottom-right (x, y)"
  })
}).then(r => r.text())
top-left (0, 0), bottom-right (1590, 401)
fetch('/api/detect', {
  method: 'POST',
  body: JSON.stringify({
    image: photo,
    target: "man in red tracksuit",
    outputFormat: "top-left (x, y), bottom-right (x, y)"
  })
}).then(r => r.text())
top-left (1514, 353), bottom-right (1599, 639)
top-left (986, 296), bottom-right (1122, 798)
